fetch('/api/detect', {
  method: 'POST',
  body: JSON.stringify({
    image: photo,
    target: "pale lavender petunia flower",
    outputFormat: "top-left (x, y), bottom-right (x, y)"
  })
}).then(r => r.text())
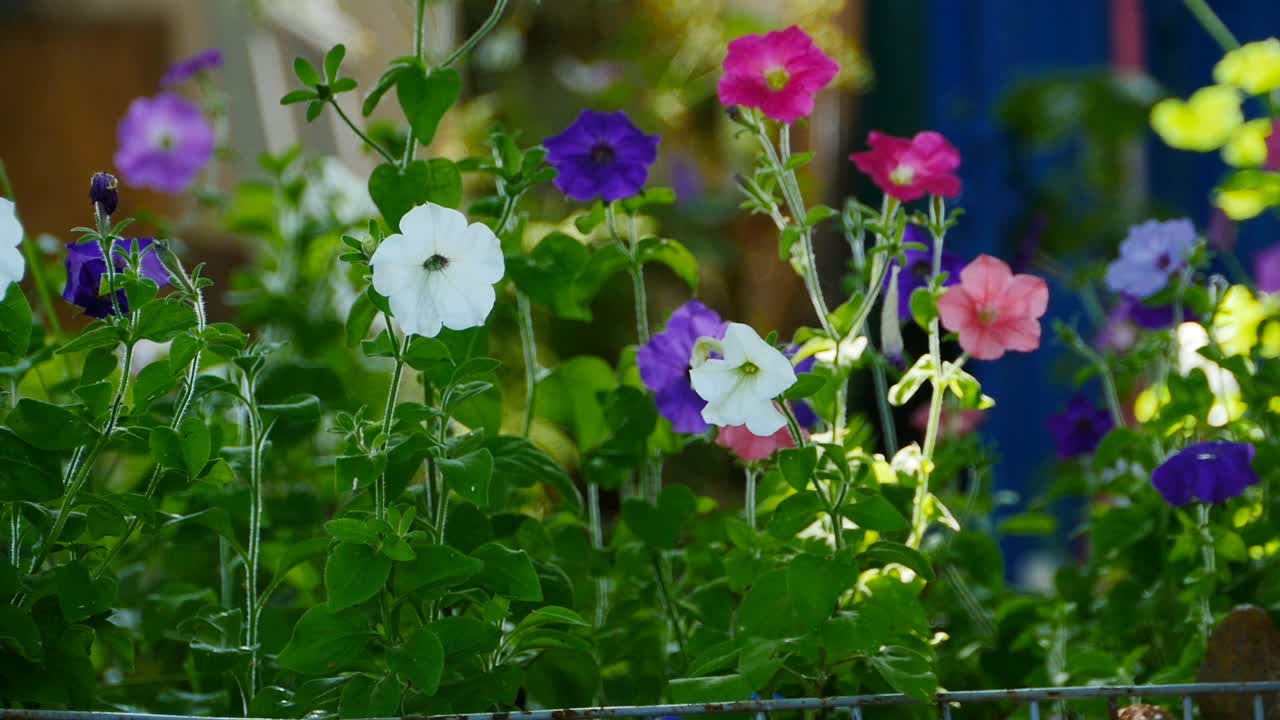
top-left (1104, 219), bottom-right (1197, 299)
top-left (161, 49), bottom-right (223, 87)
top-left (114, 93), bottom-right (215, 194)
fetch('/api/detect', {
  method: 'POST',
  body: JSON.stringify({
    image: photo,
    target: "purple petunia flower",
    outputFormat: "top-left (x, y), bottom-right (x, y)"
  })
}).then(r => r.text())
top-left (544, 110), bottom-right (660, 202)
top-left (787, 349), bottom-right (819, 429)
top-left (1254, 242), bottom-right (1280, 293)
top-left (161, 49), bottom-right (224, 87)
top-left (885, 225), bottom-right (965, 321)
top-left (1047, 393), bottom-right (1113, 459)
top-left (1095, 294), bottom-right (1175, 352)
top-left (1104, 219), bottom-right (1197, 299)
top-left (1152, 441), bottom-right (1259, 506)
top-left (637, 300), bottom-right (727, 433)
top-left (114, 93), bottom-right (215, 194)
top-left (63, 238), bottom-right (170, 318)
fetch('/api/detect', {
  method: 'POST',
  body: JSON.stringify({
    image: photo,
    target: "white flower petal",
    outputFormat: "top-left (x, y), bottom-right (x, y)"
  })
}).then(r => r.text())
top-left (689, 360), bottom-right (739, 403)
top-left (743, 402), bottom-right (788, 436)
top-left (398, 202), bottom-right (461, 256)
top-left (370, 233), bottom-right (424, 298)
top-left (450, 222), bottom-right (505, 284)
top-left (396, 273), bottom-right (443, 338)
top-left (0, 199), bottom-right (20, 249)
top-left (719, 323), bottom-right (756, 365)
top-left (0, 244), bottom-right (23, 290)
top-left (433, 267), bottom-right (495, 330)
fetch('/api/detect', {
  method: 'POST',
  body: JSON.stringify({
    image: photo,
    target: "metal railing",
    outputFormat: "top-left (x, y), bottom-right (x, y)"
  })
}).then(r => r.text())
top-left (2, 681), bottom-right (1278, 720)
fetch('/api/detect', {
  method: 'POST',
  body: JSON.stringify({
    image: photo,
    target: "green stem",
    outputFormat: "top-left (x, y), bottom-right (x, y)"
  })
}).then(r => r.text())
top-left (1184, 0), bottom-right (1240, 51)
top-left (871, 359), bottom-right (898, 454)
top-left (401, 0), bottom-right (427, 168)
top-left (744, 465), bottom-right (758, 530)
top-left (244, 387), bottom-right (266, 703)
top-left (1198, 503), bottom-right (1216, 638)
top-left (650, 550), bottom-right (688, 668)
top-left (587, 482), bottom-right (607, 628)
top-left (329, 99), bottom-right (398, 165)
top-left (376, 326), bottom-right (411, 521)
top-left (441, 0), bottom-right (510, 68)
top-left (517, 293), bottom-right (539, 438)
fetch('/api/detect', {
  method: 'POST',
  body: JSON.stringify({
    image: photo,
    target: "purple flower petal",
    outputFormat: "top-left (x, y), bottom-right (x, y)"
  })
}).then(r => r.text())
top-left (886, 225), bottom-right (964, 321)
top-left (545, 110), bottom-right (660, 203)
top-left (161, 49), bottom-right (224, 87)
top-left (1105, 218), bottom-right (1197, 300)
top-left (637, 300), bottom-right (727, 432)
top-left (62, 238), bottom-right (171, 318)
top-left (1047, 393), bottom-right (1113, 459)
top-left (1151, 441), bottom-right (1258, 506)
top-left (114, 93), bottom-right (215, 194)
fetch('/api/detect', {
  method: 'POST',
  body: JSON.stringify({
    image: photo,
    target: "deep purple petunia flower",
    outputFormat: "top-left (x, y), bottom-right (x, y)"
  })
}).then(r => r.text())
top-left (161, 49), bottom-right (224, 87)
top-left (885, 224), bottom-right (965, 321)
top-left (1095, 294), bottom-right (1175, 352)
top-left (63, 238), bottom-right (170, 318)
top-left (1047, 393), bottom-right (1113, 459)
top-left (114, 93), bottom-right (215, 194)
top-left (1151, 441), bottom-right (1259, 506)
top-left (637, 300), bottom-right (727, 433)
top-left (88, 172), bottom-right (119, 216)
top-left (1104, 218), bottom-right (1197, 299)
top-left (787, 349), bottom-right (819, 429)
top-left (1254, 242), bottom-right (1280, 293)
top-left (544, 110), bottom-right (660, 202)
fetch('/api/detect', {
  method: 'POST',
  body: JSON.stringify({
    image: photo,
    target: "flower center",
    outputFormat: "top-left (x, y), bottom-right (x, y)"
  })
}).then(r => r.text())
top-left (422, 254), bottom-right (449, 271)
top-left (910, 258), bottom-right (931, 279)
top-left (155, 132), bottom-right (175, 151)
top-left (739, 361), bottom-right (760, 376)
top-left (889, 163), bottom-right (916, 185)
top-left (978, 305), bottom-right (1000, 325)
top-left (765, 66), bottom-right (790, 91)
top-left (1155, 253), bottom-right (1172, 271)
top-left (590, 142), bottom-right (615, 165)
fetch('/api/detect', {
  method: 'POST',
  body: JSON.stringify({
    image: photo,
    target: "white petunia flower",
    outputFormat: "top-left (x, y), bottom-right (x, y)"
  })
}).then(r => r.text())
top-left (370, 202), bottom-right (504, 338)
top-left (690, 322), bottom-right (797, 436)
top-left (0, 198), bottom-right (24, 291)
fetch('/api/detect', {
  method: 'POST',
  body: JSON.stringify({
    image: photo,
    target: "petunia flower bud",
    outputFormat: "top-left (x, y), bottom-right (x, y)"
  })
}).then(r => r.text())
top-left (89, 172), bottom-right (119, 216)
top-left (880, 265), bottom-right (905, 368)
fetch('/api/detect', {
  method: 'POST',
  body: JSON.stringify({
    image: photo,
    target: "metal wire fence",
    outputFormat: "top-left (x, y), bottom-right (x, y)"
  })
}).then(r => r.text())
top-left (2, 682), bottom-right (1279, 720)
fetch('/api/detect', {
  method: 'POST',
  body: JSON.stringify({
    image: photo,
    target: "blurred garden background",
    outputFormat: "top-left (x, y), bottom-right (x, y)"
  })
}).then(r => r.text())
top-left (2, 0), bottom-right (1278, 586)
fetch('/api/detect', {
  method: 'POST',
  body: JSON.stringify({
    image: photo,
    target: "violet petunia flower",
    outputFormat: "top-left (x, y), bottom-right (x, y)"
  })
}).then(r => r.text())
top-left (1104, 219), bottom-right (1197, 299)
top-left (1151, 441), bottom-right (1258, 506)
top-left (637, 300), bottom-right (728, 433)
top-left (114, 93), bottom-right (215, 194)
top-left (1253, 242), bottom-right (1280, 293)
top-left (1096, 295), bottom-right (1175, 352)
top-left (717, 25), bottom-right (839, 124)
top-left (161, 49), bottom-right (224, 87)
top-left (544, 110), bottom-right (660, 202)
top-left (885, 225), bottom-right (965, 321)
top-left (63, 238), bottom-right (170, 318)
top-left (1047, 393), bottom-right (1113, 459)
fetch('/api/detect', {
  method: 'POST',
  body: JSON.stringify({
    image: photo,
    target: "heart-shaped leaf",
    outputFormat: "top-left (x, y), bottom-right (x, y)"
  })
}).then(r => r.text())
top-left (396, 67), bottom-right (461, 147)
top-left (368, 159), bottom-right (463, 230)
top-left (621, 484), bottom-right (696, 549)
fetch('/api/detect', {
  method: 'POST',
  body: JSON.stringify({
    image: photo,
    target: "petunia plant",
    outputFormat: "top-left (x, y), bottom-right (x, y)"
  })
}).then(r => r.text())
top-left (1, 1), bottom-right (1273, 717)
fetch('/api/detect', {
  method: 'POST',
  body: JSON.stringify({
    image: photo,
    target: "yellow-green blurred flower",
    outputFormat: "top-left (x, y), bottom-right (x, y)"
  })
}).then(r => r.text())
top-left (1217, 186), bottom-right (1270, 220)
top-left (1151, 85), bottom-right (1243, 152)
top-left (1177, 322), bottom-right (1245, 426)
top-left (1212, 284), bottom-right (1276, 356)
top-left (1214, 39), bottom-right (1280, 95)
top-left (1223, 119), bottom-right (1273, 167)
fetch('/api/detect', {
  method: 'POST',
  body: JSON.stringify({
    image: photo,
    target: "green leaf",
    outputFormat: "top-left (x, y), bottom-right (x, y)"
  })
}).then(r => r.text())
top-left (805, 204), bottom-right (837, 226)
top-left (0, 282), bottom-right (32, 363)
top-left (7, 399), bottom-right (95, 450)
top-left (767, 491), bottom-right (824, 539)
top-left (619, 187), bottom-right (677, 213)
top-left (787, 553), bottom-right (858, 628)
top-left (506, 233), bottom-right (594, 320)
top-left (888, 354), bottom-right (935, 407)
top-left (148, 426), bottom-right (184, 470)
top-left (471, 543), bottom-right (542, 601)
top-left (909, 286), bottom-right (938, 328)
top-left (134, 299), bottom-right (197, 342)
top-left (841, 493), bottom-right (909, 532)
top-left (325, 542), bottom-right (393, 611)
top-left (636, 237), bottom-right (699, 291)
top-left (822, 608), bottom-right (890, 659)
top-left (393, 543), bottom-right (483, 596)
top-left (368, 159), bottom-right (463, 230)
top-left (324, 517), bottom-right (380, 545)
top-left (0, 605), bottom-right (42, 659)
top-left (396, 67), bottom-right (461, 147)
top-left (0, 429), bottom-right (66, 501)
top-left (177, 416), bottom-right (211, 477)
top-left (621, 484), bottom-right (697, 549)
top-left (339, 675), bottom-right (401, 719)
top-left (998, 511), bottom-right (1057, 536)
top-left (277, 605), bottom-right (372, 675)
top-left (779, 223), bottom-right (802, 260)
top-left (362, 56), bottom-right (418, 116)
top-left (280, 89), bottom-right (317, 105)
top-left (869, 645), bottom-right (937, 700)
top-left (860, 541), bottom-right (935, 581)
top-left (55, 563), bottom-right (115, 622)
top-left (432, 616), bottom-right (501, 658)
top-left (388, 629), bottom-right (444, 694)
top-left (736, 570), bottom-right (795, 639)
top-left (441, 449), bottom-right (493, 507)
top-left (323, 44), bottom-right (346, 82)
top-left (782, 372), bottom-right (826, 400)
top-left (573, 203), bottom-right (606, 234)
top-left (485, 435), bottom-right (582, 515)
top-left (293, 56), bottom-right (321, 86)
top-left (57, 322), bottom-right (126, 354)
top-left (777, 446), bottom-right (817, 492)
top-left (667, 675), bottom-right (754, 704)
top-left (345, 291), bottom-right (377, 348)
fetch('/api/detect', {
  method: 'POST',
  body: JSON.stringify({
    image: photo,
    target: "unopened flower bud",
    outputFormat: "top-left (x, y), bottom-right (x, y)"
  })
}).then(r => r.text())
top-left (881, 265), bottom-right (905, 368)
top-left (89, 172), bottom-right (119, 216)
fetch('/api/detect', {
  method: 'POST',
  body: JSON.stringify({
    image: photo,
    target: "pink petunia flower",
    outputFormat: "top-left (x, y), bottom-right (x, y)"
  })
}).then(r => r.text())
top-left (936, 255), bottom-right (1049, 361)
top-left (717, 26), bottom-right (839, 124)
top-left (910, 403), bottom-right (986, 440)
top-left (716, 420), bottom-right (800, 462)
top-left (849, 131), bottom-right (962, 202)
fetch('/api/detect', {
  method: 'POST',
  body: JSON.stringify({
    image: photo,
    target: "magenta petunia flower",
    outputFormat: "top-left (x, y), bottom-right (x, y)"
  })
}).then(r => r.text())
top-left (161, 49), bottom-right (223, 87)
top-left (1267, 119), bottom-right (1280, 172)
top-left (114, 93), bottom-right (215, 194)
top-left (1152, 441), bottom-right (1258, 506)
top-left (717, 26), bottom-right (839, 124)
top-left (544, 110), bottom-right (660, 202)
top-left (936, 255), bottom-right (1049, 361)
top-left (850, 131), bottom-right (962, 202)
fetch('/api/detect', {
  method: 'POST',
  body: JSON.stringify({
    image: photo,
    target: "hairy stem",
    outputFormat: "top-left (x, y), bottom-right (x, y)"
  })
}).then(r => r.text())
top-left (1184, 0), bottom-right (1239, 51)
top-left (329, 99), bottom-right (398, 165)
top-left (441, 0), bottom-right (510, 68)
top-left (909, 199), bottom-right (951, 549)
top-left (376, 326), bottom-right (411, 520)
